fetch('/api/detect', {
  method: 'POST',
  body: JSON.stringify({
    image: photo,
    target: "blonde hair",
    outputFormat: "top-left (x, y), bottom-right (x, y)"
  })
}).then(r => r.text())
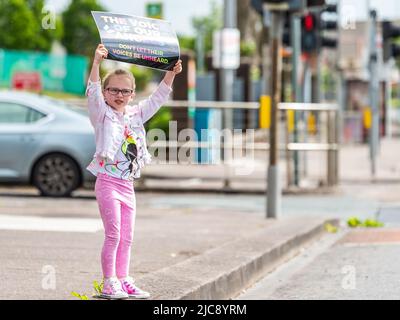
top-left (102, 69), bottom-right (135, 90)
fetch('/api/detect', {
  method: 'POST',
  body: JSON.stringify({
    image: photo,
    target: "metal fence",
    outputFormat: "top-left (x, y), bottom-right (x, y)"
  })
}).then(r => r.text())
top-left (139, 100), bottom-right (339, 189)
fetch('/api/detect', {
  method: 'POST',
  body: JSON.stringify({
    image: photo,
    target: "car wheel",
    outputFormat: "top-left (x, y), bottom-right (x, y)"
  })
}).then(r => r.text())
top-left (32, 154), bottom-right (81, 197)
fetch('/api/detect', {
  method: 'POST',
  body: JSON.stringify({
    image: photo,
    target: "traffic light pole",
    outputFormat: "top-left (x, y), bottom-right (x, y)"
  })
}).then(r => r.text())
top-left (290, 13), bottom-right (302, 186)
top-left (267, 9), bottom-right (284, 219)
top-left (368, 10), bottom-right (379, 176)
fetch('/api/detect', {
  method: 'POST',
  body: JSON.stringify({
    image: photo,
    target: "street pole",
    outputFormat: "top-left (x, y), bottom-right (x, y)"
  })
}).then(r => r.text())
top-left (221, 0), bottom-right (236, 131)
top-left (302, 59), bottom-right (311, 177)
top-left (313, 53), bottom-right (322, 104)
top-left (385, 71), bottom-right (392, 138)
top-left (267, 9), bottom-right (284, 219)
top-left (196, 26), bottom-right (205, 75)
top-left (368, 9), bottom-right (379, 176)
top-left (220, 0), bottom-right (237, 189)
top-left (290, 13), bottom-right (301, 186)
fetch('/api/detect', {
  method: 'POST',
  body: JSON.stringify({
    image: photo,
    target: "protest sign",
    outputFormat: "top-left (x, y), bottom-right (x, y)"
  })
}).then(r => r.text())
top-left (91, 11), bottom-right (180, 71)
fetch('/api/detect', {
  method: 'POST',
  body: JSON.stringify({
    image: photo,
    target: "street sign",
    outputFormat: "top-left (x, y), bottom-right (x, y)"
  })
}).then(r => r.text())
top-left (338, 21), bottom-right (370, 78)
top-left (212, 28), bottom-right (240, 69)
top-left (146, 2), bottom-right (163, 19)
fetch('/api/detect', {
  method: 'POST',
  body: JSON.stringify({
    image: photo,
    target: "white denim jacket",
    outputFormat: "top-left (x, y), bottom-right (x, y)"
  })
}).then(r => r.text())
top-left (86, 79), bottom-right (172, 164)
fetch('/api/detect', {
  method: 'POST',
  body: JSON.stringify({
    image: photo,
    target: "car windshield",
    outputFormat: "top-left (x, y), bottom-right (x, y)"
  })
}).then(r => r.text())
top-left (42, 96), bottom-right (88, 116)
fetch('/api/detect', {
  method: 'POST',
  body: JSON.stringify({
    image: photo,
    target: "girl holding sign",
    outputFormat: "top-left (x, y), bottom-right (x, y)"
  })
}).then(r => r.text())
top-left (86, 43), bottom-right (182, 299)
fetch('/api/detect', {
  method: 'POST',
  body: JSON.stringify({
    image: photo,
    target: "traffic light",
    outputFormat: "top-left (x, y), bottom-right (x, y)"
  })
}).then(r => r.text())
top-left (301, 12), bottom-right (318, 53)
top-left (319, 4), bottom-right (338, 49)
top-left (251, 0), bottom-right (333, 52)
top-left (382, 21), bottom-right (400, 61)
top-left (301, 4), bottom-right (337, 53)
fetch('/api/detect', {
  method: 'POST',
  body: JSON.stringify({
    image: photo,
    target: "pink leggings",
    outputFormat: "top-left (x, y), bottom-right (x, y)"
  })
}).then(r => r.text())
top-left (95, 173), bottom-right (136, 279)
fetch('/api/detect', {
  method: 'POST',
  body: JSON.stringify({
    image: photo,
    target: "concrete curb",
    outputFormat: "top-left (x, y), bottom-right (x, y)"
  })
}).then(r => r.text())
top-left (138, 217), bottom-right (339, 300)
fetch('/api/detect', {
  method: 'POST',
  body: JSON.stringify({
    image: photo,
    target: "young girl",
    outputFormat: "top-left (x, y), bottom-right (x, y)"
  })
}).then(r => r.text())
top-left (86, 44), bottom-right (182, 299)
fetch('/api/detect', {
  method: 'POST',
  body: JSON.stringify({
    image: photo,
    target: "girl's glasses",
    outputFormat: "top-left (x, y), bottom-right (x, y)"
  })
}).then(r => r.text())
top-left (106, 87), bottom-right (134, 96)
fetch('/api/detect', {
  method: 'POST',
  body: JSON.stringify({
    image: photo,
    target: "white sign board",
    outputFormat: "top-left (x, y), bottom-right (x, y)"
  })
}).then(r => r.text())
top-left (92, 11), bottom-right (180, 71)
top-left (212, 28), bottom-right (240, 69)
top-left (338, 21), bottom-right (370, 79)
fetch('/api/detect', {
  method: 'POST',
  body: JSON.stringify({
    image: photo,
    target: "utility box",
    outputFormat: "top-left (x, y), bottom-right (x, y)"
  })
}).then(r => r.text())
top-left (194, 73), bottom-right (222, 164)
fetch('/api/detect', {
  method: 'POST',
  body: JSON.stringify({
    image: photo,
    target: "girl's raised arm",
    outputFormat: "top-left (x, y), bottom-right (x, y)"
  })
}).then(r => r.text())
top-left (86, 44), bottom-right (109, 126)
top-left (162, 59), bottom-right (183, 87)
top-left (89, 44), bottom-right (108, 82)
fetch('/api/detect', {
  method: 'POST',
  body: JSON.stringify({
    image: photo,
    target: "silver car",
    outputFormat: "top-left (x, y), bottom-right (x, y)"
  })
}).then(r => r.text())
top-left (0, 91), bottom-right (96, 197)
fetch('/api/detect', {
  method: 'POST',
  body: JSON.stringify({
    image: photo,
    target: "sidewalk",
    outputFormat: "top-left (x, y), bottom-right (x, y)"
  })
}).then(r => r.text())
top-left (0, 190), bottom-right (338, 300)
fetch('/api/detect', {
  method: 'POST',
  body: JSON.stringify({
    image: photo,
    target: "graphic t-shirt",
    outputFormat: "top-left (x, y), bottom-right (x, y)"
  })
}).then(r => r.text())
top-left (87, 113), bottom-right (148, 181)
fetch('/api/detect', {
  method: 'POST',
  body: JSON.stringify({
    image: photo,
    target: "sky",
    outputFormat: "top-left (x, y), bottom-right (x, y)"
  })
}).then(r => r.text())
top-left (46, 0), bottom-right (400, 36)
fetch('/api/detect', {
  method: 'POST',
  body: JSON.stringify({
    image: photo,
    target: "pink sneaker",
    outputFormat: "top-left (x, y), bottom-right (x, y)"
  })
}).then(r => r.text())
top-left (99, 277), bottom-right (129, 300)
top-left (120, 277), bottom-right (150, 299)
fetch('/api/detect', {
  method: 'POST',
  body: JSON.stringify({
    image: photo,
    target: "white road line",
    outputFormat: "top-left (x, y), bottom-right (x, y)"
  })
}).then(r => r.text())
top-left (0, 214), bottom-right (103, 233)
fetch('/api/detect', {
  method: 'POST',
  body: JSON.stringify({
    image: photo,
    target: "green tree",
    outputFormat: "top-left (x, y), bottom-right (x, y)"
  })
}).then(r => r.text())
top-left (0, 0), bottom-right (56, 51)
top-left (178, 35), bottom-right (195, 51)
top-left (240, 40), bottom-right (256, 57)
top-left (191, 0), bottom-right (222, 53)
top-left (61, 0), bottom-right (106, 57)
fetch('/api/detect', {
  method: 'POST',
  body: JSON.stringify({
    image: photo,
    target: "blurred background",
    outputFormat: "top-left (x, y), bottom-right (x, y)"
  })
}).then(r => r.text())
top-left (1, 0), bottom-right (400, 200)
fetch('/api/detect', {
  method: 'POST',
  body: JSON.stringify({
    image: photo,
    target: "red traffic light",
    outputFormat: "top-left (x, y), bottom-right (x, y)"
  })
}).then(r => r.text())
top-left (304, 14), bottom-right (315, 31)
